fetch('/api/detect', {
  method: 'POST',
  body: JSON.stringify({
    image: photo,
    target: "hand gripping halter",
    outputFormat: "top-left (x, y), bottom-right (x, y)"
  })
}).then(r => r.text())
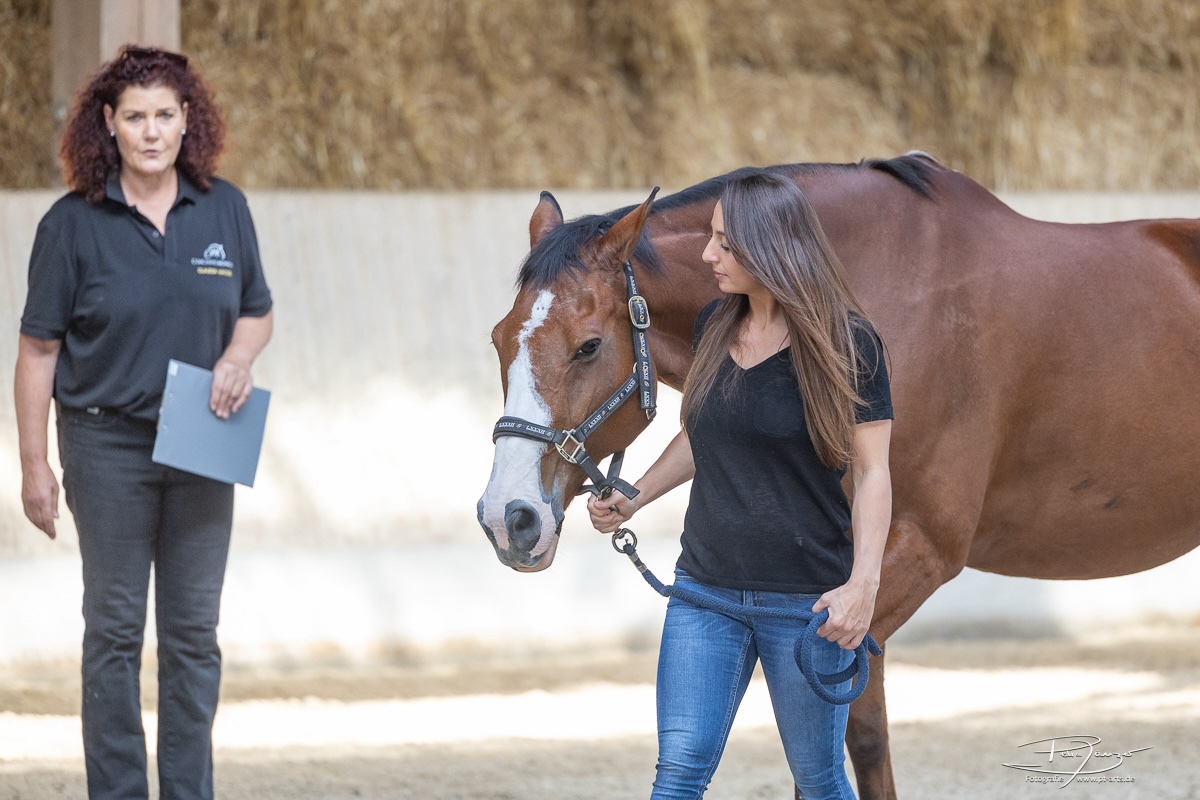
top-left (492, 260), bottom-right (656, 501)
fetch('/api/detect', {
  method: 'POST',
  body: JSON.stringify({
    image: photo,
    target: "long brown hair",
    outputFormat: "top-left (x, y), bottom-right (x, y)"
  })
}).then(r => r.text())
top-left (681, 171), bottom-right (878, 468)
top-left (59, 45), bottom-right (226, 203)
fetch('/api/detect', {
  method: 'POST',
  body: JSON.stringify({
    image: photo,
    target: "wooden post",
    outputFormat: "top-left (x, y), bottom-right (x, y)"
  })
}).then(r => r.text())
top-left (50, 0), bottom-right (181, 174)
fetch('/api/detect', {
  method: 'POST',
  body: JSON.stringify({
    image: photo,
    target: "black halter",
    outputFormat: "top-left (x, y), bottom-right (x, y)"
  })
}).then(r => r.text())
top-left (492, 260), bottom-right (656, 500)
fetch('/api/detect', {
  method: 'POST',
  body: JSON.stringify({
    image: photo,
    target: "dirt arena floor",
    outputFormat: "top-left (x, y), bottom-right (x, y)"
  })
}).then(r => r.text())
top-left (1, 624), bottom-right (1197, 799)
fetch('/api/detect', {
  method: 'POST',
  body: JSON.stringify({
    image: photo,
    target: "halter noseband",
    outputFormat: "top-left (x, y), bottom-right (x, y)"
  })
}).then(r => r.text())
top-left (492, 260), bottom-right (656, 500)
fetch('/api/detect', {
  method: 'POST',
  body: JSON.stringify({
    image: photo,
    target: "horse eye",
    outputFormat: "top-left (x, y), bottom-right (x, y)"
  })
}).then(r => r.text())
top-left (574, 338), bottom-right (602, 360)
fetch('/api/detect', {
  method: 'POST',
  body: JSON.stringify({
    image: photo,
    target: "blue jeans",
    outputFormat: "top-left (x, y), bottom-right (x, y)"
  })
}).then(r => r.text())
top-left (58, 406), bottom-right (234, 800)
top-left (652, 571), bottom-right (856, 800)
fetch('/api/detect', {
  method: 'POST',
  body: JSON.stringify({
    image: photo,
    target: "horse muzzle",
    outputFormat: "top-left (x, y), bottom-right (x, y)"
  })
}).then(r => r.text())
top-left (477, 495), bottom-right (563, 571)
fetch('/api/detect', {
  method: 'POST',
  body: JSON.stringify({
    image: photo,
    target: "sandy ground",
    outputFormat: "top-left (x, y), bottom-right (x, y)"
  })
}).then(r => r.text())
top-left (1, 625), bottom-right (1197, 800)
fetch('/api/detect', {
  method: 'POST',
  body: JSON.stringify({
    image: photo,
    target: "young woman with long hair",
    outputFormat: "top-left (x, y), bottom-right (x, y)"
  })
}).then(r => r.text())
top-left (589, 171), bottom-right (893, 800)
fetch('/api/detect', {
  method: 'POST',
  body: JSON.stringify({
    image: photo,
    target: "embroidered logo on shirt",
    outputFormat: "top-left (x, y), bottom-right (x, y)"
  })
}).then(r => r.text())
top-left (192, 242), bottom-right (234, 276)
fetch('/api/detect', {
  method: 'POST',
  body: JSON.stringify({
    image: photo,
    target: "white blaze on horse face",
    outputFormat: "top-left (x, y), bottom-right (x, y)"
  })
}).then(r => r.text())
top-left (507, 290), bottom-right (555, 435)
top-left (481, 290), bottom-right (561, 556)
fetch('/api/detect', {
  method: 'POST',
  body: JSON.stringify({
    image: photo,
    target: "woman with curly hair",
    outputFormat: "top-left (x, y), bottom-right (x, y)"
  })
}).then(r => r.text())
top-left (14, 45), bottom-right (272, 800)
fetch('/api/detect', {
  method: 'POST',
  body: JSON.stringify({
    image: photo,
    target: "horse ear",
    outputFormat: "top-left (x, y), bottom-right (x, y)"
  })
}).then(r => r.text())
top-left (530, 191), bottom-right (564, 247)
top-left (601, 187), bottom-right (660, 264)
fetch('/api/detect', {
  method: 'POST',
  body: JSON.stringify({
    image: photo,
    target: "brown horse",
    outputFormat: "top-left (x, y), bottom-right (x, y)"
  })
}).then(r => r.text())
top-left (476, 152), bottom-right (1200, 799)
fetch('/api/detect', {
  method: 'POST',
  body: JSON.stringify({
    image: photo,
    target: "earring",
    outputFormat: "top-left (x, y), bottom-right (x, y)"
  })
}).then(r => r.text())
top-left (181, 128), bottom-right (186, 135)
top-left (109, 130), bottom-right (115, 137)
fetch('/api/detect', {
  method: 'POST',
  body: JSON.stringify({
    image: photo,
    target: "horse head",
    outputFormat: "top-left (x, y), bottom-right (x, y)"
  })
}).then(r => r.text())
top-left (478, 189), bottom-right (659, 571)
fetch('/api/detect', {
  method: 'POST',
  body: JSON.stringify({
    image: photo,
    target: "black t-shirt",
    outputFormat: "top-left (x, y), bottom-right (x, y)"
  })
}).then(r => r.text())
top-left (21, 171), bottom-right (273, 422)
top-left (677, 301), bottom-right (893, 593)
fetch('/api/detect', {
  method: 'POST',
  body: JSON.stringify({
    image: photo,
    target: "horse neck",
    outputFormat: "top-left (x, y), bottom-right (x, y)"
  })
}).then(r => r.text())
top-left (797, 168), bottom-right (927, 245)
top-left (631, 160), bottom-right (978, 391)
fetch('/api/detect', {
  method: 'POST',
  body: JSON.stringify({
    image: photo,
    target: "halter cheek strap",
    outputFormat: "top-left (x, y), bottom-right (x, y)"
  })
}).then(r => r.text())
top-left (492, 260), bottom-right (656, 500)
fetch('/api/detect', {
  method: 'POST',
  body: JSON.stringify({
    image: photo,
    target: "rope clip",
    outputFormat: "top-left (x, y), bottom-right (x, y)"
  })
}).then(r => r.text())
top-left (611, 528), bottom-right (637, 553)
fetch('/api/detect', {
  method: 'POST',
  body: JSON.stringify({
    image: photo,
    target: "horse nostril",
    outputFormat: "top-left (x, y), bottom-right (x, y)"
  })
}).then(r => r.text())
top-left (504, 500), bottom-right (542, 553)
top-left (509, 506), bottom-right (535, 529)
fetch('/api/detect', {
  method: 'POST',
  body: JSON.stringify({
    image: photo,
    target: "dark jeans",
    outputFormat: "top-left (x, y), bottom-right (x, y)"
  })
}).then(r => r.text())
top-left (58, 405), bottom-right (234, 800)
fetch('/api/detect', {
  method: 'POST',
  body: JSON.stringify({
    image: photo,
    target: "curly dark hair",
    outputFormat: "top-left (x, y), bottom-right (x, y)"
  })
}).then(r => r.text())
top-left (59, 45), bottom-right (226, 203)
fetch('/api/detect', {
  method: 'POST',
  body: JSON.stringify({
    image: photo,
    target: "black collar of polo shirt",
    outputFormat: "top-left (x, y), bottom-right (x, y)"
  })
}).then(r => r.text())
top-left (104, 168), bottom-right (200, 210)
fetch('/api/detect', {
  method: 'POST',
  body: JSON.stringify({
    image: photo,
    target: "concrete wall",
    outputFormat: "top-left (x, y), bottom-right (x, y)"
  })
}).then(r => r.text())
top-left (1, 189), bottom-right (1198, 665)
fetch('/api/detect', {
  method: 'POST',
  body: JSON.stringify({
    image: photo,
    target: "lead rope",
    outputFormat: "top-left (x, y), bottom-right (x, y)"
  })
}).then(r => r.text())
top-left (609, 528), bottom-right (882, 705)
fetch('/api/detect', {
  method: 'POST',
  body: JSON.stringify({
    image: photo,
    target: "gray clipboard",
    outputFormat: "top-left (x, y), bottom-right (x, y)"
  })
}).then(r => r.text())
top-left (152, 359), bottom-right (270, 486)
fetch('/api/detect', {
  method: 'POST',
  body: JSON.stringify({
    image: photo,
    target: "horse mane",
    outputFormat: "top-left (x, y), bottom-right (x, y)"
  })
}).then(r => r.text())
top-left (860, 151), bottom-right (939, 199)
top-left (768, 151), bottom-right (939, 199)
top-left (517, 152), bottom-right (941, 288)
top-left (517, 213), bottom-right (667, 288)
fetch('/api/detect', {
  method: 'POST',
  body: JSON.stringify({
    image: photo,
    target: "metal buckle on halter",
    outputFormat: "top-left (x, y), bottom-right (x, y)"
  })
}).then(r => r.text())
top-left (555, 430), bottom-right (586, 464)
top-left (628, 296), bottom-right (650, 330)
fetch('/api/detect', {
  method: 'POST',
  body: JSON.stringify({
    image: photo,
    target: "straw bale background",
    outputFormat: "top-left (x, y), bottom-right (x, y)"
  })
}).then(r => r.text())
top-left (0, 0), bottom-right (52, 188)
top-left (1, 0), bottom-right (1199, 190)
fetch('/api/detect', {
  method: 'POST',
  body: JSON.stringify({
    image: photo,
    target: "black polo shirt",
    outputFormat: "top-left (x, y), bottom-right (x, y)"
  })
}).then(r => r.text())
top-left (21, 171), bottom-right (273, 422)
top-left (677, 301), bottom-right (893, 594)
